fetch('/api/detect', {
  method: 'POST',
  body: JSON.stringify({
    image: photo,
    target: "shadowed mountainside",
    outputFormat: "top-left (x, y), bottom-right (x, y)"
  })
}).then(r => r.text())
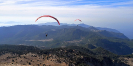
top-left (0, 25), bottom-right (132, 55)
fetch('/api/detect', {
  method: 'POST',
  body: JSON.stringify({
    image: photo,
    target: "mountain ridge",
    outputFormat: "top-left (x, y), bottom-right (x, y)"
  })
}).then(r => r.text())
top-left (37, 22), bottom-right (120, 33)
top-left (0, 24), bottom-right (132, 55)
top-left (0, 44), bottom-right (130, 66)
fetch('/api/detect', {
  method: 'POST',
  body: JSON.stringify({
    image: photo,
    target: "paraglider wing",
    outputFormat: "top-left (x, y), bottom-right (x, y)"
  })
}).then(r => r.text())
top-left (35, 15), bottom-right (60, 25)
top-left (75, 19), bottom-right (82, 22)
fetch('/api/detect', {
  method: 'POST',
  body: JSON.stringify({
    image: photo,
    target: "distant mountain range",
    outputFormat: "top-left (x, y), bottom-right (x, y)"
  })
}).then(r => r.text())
top-left (38, 22), bottom-right (120, 33)
top-left (0, 24), bottom-right (133, 55)
top-left (38, 22), bottom-right (133, 39)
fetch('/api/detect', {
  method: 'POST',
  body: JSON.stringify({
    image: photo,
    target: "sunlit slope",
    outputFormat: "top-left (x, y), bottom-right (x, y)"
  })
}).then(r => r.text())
top-left (0, 45), bottom-right (130, 66)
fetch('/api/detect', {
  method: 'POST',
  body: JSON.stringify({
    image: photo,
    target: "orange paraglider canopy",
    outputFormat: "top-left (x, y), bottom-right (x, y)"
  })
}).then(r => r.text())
top-left (35, 15), bottom-right (60, 25)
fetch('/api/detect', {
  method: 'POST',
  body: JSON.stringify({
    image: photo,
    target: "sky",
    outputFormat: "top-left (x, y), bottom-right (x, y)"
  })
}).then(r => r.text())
top-left (0, 0), bottom-right (133, 38)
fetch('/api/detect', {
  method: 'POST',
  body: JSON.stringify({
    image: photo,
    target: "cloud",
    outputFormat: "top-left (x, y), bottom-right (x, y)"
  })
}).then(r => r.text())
top-left (0, 0), bottom-right (133, 28)
top-left (0, 21), bottom-right (22, 24)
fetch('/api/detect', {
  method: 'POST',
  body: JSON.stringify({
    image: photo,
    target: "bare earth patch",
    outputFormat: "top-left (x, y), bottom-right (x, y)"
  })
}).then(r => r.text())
top-left (65, 37), bottom-right (84, 43)
top-left (26, 38), bottom-right (53, 42)
top-left (0, 53), bottom-right (68, 66)
top-left (119, 57), bottom-right (133, 66)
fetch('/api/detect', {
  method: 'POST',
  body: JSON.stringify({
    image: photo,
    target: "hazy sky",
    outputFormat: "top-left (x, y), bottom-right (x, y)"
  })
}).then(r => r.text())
top-left (0, 0), bottom-right (133, 38)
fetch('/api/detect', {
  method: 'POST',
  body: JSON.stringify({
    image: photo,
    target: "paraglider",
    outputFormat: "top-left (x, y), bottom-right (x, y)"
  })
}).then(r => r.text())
top-left (35, 15), bottom-right (60, 37)
top-left (35, 15), bottom-right (60, 25)
top-left (75, 19), bottom-right (82, 26)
